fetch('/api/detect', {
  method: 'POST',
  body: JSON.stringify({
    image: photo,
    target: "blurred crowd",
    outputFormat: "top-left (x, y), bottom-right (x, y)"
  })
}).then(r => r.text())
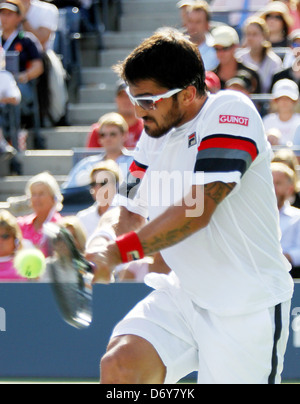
top-left (0, 0), bottom-right (103, 172)
top-left (1, 0), bottom-right (300, 282)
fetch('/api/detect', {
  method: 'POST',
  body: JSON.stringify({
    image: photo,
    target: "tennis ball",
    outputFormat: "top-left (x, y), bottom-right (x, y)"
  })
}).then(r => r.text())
top-left (14, 249), bottom-right (46, 279)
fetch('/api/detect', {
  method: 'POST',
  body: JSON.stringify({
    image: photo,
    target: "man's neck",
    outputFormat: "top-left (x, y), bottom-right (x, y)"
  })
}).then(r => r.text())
top-left (179, 94), bottom-right (209, 127)
top-left (250, 48), bottom-right (263, 63)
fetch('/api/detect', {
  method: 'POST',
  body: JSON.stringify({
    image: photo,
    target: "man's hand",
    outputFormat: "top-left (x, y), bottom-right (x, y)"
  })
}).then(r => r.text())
top-left (86, 242), bottom-right (122, 284)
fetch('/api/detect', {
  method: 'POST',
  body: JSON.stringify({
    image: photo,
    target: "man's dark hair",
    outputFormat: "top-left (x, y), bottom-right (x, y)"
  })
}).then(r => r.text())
top-left (114, 28), bottom-right (207, 97)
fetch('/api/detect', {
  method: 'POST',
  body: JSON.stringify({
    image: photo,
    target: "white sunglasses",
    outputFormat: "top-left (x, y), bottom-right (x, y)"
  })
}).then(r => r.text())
top-left (126, 87), bottom-right (183, 111)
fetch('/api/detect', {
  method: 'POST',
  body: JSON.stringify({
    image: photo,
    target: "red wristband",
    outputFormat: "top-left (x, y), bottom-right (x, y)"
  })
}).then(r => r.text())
top-left (115, 232), bottom-right (145, 263)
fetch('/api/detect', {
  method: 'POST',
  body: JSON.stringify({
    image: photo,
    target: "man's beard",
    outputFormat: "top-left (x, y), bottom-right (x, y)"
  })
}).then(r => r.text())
top-left (143, 101), bottom-right (185, 139)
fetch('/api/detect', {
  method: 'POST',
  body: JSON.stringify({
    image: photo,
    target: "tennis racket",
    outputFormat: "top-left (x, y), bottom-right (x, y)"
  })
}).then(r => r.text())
top-left (43, 223), bottom-right (94, 330)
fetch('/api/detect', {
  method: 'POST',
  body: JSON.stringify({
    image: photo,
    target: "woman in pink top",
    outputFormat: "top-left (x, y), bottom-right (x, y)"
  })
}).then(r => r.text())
top-left (18, 172), bottom-right (64, 257)
top-left (0, 209), bottom-right (26, 281)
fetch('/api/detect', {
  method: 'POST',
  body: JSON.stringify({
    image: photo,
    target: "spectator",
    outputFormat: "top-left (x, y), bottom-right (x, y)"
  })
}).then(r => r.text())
top-left (0, 45), bottom-right (21, 170)
top-left (283, 29), bottom-right (300, 68)
top-left (77, 160), bottom-right (121, 238)
top-left (237, 16), bottom-right (283, 93)
top-left (86, 81), bottom-right (144, 150)
top-left (0, 209), bottom-right (26, 281)
top-left (212, 25), bottom-right (261, 92)
top-left (185, 1), bottom-right (219, 71)
top-left (62, 112), bottom-right (133, 209)
top-left (20, 0), bottom-right (59, 51)
top-left (271, 57), bottom-right (300, 92)
top-left (272, 147), bottom-right (300, 208)
top-left (0, 0), bottom-right (44, 148)
top-left (176, 0), bottom-right (195, 28)
top-left (271, 162), bottom-right (300, 278)
top-left (259, 1), bottom-right (293, 47)
top-left (263, 79), bottom-right (300, 145)
top-left (225, 69), bottom-right (257, 96)
top-left (17, 172), bottom-right (63, 257)
top-left (0, 47), bottom-right (21, 108)
top-left (0, 0), bottom-right (44, 94)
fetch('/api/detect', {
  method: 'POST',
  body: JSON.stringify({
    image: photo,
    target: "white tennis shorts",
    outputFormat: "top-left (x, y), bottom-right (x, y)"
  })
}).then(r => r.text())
top-left (111, 273), bottom-right (291, 384)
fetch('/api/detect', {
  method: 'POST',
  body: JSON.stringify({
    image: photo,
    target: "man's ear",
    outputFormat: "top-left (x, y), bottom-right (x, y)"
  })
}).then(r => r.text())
top-left (180, 85), bottom-right (197, 106)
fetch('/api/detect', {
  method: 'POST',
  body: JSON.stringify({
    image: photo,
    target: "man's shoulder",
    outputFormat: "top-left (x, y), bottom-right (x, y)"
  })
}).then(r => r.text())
top-left (205, 90), bottom-right (256, 112)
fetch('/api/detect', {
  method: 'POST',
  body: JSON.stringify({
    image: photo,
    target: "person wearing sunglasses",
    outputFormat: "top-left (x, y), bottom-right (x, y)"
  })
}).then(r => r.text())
top-left (86, 28), bottom-right (293, 384)
top-left (61, 112), bottom-right (134, 211)
top-left (259, 1), bottom-right (293, 47)
top-left (0, 209), bottom-right (26, 281)
top-left (211, 25), bottom-right (261, 93)
top-left (237, 17), bottom-right (283, 94)
top-left (76, 160), bottom-right (121, 239)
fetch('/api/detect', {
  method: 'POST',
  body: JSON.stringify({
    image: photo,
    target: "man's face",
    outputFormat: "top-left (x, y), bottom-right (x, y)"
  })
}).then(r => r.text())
top-left (98, 124), bottom-right (125, 153)
top-left (0, 9), bottom-right (22, 31)
top-left (186, 10), bottom-right (209, 44)
top-left (128, 79), bottom-right (186, 139)
top-left (272, 170), bottom-right (294, 208)
top-left (91, 170), bottom-right (117, 208)
top-left (274, 96), bottom-right (297, 114)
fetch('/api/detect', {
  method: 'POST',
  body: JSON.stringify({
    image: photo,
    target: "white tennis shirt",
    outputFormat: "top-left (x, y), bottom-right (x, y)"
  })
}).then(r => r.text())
top-left (114, 90), bottom-right (294, 316)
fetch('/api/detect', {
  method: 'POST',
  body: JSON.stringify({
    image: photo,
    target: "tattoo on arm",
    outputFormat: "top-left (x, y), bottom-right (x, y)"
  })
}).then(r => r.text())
top-left (204, 182), bottom-right (236, 205)
top-left (140, 182), bottom-right (236, 256)
top-left (141, 219), bottom-right (195, 256)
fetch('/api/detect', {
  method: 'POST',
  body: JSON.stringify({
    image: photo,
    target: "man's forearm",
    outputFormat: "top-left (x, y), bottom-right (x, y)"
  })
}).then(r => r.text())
top-left (137, 204), bottom-right (206, 257)
top-left (137, 182), bottom-right (235, 256)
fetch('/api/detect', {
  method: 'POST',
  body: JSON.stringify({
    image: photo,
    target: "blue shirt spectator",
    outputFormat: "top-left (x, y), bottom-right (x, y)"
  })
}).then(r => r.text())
top-left (185, 1), bottom-right (219, 71)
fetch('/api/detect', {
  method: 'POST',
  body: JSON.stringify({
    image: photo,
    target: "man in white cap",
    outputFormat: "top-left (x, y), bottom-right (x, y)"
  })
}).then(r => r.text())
top-left (212, 25), bottom-right (261, 93)
top-left (263, 79), bottom-right (300, 146)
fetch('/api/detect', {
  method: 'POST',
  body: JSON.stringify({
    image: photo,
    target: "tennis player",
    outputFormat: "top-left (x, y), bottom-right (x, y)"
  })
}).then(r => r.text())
top-left (86, 28), bottom-right (294, 384)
